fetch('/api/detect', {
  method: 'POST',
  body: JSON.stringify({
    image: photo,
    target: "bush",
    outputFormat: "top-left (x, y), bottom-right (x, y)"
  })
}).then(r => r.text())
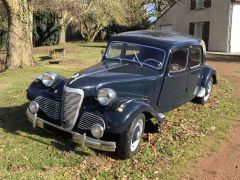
top-left (33, 13), bottom-right (60, 47)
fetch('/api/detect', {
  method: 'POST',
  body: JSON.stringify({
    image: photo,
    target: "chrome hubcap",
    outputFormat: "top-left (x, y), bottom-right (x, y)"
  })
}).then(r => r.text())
top-left (130, 119), bottom-right (144, 152)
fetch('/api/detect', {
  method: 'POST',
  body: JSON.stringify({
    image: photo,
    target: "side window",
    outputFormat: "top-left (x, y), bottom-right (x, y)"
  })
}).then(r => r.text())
top-left (107, 42), bottom-right (123, 59)
top-left (190, 46), bottom-right (202, 67)
top-left (169, 49), bottom-right (188, 72)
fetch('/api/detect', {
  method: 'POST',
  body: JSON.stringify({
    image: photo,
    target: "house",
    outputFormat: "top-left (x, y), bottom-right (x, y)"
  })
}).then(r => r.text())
top-left (154, 0), bottom-right (240, 53)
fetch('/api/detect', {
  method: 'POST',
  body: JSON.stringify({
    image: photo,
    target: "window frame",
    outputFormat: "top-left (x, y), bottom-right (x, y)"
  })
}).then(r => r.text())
top-left (189, 45), bottom-right (203, 69)
top-left (168, 47), bottom-right (190, 74)
top-left (190, 0), bottom-right (211, 10)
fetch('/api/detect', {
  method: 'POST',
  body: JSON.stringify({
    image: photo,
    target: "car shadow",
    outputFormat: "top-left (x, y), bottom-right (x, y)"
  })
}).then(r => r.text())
top-left (0, 103), bottom-right (90, 157)
top-left (0, 103), bottom-right (161, 159)
top-left (145, 120), bottom-right (159, 133)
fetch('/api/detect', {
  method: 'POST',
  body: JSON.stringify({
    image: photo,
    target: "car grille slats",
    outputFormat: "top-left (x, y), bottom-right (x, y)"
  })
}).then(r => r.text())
top-left (62, 87), bottom-right (84, 130)
top-left (35, 87), bottom-right (106, 131)
top-left (78, 112), bottom-right (105, 130)
top-left (35, 97), bottom-right (61, 120)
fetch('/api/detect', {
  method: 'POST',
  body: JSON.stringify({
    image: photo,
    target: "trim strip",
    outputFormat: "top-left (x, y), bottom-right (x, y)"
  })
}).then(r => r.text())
top-left (69, 63), bottom-right (129, 85)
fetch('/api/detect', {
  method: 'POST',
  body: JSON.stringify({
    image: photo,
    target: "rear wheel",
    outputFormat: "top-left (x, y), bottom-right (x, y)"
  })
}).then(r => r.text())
top-left (116, 113), bottom-right (145, 159)
top-left (197, 77), bottom-right (213, 105)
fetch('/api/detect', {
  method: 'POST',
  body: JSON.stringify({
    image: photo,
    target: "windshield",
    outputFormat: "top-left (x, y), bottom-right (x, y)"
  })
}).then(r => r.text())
top-left (106, 42), bottom-right (165, 69)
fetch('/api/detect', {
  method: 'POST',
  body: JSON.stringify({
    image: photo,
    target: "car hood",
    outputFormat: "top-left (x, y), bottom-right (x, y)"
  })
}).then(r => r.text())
top-left (65, 60), bottom-right (158, 98)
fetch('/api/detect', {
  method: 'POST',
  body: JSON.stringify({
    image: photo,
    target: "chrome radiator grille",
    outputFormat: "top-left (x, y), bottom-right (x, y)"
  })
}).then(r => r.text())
top-left (35, 97), bottom-right (61, 120)
top-left (78, 112), bottom-right (105, 130)
top-left (62, 86), bottom-right (84, 130)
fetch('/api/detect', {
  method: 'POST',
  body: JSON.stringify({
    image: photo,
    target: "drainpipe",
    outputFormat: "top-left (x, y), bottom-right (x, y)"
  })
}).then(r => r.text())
top-left (227, 1), bottom-right (234, 53)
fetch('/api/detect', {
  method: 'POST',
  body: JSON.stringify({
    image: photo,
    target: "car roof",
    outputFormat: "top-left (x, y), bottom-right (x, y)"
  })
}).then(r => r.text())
top-left (111, 30), bottom-right (203, 51)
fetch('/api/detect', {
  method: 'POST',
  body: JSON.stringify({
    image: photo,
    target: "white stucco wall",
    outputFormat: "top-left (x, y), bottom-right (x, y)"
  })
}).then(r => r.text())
top-left (230, 3), bottom-right (240, 53)
top-left (155, 0), bottom-right (231, 52)
top-left (208, 0), bottom-right (231, 52)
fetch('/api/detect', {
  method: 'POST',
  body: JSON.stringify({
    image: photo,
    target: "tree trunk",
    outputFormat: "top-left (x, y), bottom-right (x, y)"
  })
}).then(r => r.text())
top-left (2, 0), bottom-right (33, 69)
top-left (90, 25), bottom-right (103, 42)
top-left (57, 11), bottom-right (73, 44)
top-left (58, 25), bottom-right (66, 44)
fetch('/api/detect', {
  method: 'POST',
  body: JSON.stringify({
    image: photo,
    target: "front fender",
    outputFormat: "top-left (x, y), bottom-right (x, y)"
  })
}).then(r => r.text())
top-left (104, 99), bottom-right (163, 134)
top-left (27, 76), bottom-right (66, 101)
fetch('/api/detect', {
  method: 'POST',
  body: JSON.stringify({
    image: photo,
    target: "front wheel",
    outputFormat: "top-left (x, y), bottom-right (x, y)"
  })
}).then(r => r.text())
top-left (116, 113), bottom-right (145, 159)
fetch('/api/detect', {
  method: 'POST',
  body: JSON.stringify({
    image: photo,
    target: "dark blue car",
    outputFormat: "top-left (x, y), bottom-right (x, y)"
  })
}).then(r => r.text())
top-left (26, 31), bottom-right (217, 159)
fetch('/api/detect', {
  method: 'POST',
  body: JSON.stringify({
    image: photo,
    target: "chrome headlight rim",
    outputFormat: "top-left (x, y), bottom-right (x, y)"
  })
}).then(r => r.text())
top-left (97, 88), bottom-right (117, 106)
top-left (41, 72), bottom-right (58, 87)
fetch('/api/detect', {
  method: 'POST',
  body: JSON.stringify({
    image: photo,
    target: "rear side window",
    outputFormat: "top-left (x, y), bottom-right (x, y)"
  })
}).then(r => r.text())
top-left (169, 49), bottom-right (188, 72)
top-left (190, 46), bottom-right (202, 67)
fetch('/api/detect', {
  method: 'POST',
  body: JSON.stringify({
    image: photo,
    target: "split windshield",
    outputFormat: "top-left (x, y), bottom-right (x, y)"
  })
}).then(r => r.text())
top-left (106, 42), bottom-right (165, 69)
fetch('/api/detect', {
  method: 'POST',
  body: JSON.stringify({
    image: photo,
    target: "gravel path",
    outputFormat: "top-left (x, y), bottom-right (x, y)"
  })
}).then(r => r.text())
top-left (184, 59), bottom-right (240, 180)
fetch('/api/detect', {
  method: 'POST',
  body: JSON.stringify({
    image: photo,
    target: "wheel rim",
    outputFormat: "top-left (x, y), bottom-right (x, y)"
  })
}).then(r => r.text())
top-left (204, 80), bottom-right (213, 101)
top-left (130, 118), bottom-right (144, 152)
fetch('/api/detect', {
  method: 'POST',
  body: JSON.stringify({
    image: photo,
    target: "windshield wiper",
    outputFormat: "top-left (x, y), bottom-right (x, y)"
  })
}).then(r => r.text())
top-left (133, 52), bottom-right (143, 67)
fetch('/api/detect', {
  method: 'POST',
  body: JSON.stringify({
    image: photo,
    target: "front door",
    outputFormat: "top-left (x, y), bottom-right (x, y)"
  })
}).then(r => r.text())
top-left (158, 48), bottom-right (189, 112)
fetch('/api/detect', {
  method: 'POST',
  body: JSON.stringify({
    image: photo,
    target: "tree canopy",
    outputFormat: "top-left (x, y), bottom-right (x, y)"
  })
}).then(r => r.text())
top-left (0, 0), bottom-right (178, 70)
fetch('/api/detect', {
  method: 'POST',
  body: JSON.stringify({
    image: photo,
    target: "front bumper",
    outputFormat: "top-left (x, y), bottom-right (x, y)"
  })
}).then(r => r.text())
top-left (26, 109), bottom-right (116, 152)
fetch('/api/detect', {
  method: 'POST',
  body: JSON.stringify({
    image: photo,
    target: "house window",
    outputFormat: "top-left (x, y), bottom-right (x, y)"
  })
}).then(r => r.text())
top-left (159, 25), bottom-right (173, 33)
top-left (191, 0), bottom-right (211, 10)
top-left (189, 21), bottom-right (210, 50)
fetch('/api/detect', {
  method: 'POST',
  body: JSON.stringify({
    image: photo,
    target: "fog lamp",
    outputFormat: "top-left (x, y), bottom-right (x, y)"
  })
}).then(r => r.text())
top-left (91, 124), bottom-right (104, 139)
top-left (29, 101), bottom-right (39, 114)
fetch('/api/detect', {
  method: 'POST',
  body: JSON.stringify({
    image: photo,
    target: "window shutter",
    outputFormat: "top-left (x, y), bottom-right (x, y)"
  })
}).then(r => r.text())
top-left (202, 22), bottom-right (210, 50)
top-left (204, 0), bottom-right (211, 8)
top-left (191, 0), bottom-right (196, 10)
top-left (189, 23), bottom-right (195, 35)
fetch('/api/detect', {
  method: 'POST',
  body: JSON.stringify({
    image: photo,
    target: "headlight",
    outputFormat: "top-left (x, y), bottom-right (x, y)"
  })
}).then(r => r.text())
top-left (91, 124), bottom-right (104, 139)
top-left (42, 72), bottom-right (57, 87)
top-left (97, 88), bottom-right (117, 106)
top-left (29, 101), bottom-right (39, 114)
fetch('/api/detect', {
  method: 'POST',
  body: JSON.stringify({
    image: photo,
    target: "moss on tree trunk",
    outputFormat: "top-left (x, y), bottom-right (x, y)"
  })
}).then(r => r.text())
top-left (2, 0), bottom-right (33, 69)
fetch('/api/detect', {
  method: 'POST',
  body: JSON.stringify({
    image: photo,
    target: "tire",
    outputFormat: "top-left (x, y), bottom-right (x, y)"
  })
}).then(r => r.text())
top-left (196, 77), bottom-right (213, 105)
top-left (116, 113), bottom-right (145, 159)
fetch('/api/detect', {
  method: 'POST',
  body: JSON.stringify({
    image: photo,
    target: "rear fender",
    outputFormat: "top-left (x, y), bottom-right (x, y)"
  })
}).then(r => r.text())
top-left (201, 66), bottom-right (217, 88)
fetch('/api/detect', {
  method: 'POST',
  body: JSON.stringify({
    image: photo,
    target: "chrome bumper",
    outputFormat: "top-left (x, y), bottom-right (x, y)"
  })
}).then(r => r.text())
top-left (26, 109), bottom-right (116, 152)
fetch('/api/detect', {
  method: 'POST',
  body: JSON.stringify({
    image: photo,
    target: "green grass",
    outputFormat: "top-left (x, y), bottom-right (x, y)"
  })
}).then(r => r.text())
top-left (0, 42), bottom-right (239, 179)
top-left (33, 42), bottom-right (106, 63)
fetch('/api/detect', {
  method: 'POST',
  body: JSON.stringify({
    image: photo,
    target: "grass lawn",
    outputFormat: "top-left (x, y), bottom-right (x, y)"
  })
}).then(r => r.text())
top-left (0, 42), bottom-right (239, 179)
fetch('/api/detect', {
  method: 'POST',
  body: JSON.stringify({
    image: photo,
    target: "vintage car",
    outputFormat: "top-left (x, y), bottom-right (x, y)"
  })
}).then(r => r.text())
top-left (26, 31), bottom-right (217, 159)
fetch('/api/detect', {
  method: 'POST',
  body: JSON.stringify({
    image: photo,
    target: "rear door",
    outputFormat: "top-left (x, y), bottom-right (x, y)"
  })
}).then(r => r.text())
top-left (158, 48), bottom-right (189, 112)
top-left (186, 46), bottom-right (203, 100)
